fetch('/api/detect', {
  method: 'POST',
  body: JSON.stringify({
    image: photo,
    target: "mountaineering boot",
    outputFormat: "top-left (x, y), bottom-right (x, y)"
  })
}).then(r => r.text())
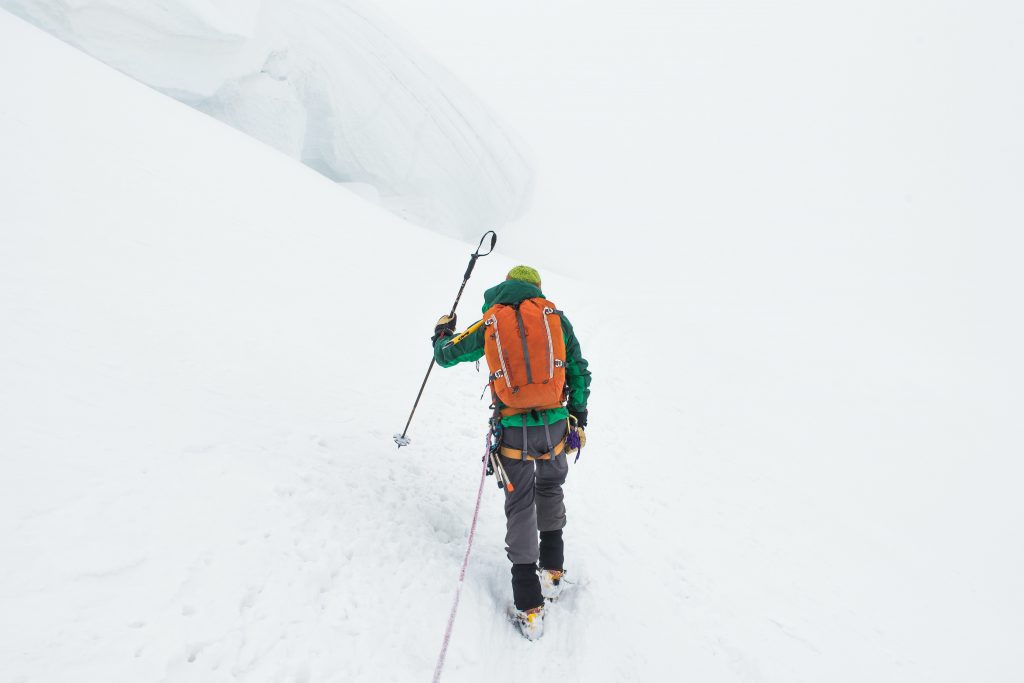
top-left (538, 529), bottom-right (565, 600)
top-left (514, 605), bottom-right (545, 641)
top-left (539, 568), bottom-right (565, 600)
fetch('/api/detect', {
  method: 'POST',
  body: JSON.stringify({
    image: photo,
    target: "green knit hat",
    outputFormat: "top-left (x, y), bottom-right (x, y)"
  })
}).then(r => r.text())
top-left (506, 265), bottom-right (542, 287)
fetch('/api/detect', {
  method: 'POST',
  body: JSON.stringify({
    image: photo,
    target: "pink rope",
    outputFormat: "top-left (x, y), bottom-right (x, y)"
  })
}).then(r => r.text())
top-left (432, 434), bottom-right (491, 683)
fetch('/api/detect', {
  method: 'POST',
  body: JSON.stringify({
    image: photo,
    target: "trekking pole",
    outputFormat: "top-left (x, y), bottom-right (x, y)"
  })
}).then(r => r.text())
top-left (394, 231), bottom-right (498, 448)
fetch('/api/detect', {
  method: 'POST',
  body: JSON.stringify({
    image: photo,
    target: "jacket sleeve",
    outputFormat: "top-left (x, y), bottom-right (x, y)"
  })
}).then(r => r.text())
top-left (560, 314), bottom-right (591, 411)
top-left (433, 320), bottom-right (486, 367)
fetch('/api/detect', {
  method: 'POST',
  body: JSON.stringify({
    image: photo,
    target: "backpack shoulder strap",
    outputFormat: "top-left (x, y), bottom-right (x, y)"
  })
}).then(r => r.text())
top-left (533, 297), bottom-right (563, 315)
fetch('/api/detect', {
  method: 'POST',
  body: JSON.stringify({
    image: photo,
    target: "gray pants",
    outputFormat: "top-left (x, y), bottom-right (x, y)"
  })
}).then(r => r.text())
top-left (500, 421), bottom-right (569, 565)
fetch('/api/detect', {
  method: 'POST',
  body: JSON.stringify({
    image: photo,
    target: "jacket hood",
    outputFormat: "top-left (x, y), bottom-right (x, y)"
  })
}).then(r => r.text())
top-left (482, 280), bottom-right (545, 312)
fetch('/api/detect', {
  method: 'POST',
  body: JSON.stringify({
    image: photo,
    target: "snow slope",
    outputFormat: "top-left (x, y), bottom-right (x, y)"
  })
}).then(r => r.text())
top-left (0, 0), bottom-right (532, 240)
top-left (2, 7), bottom-right (1023, 683)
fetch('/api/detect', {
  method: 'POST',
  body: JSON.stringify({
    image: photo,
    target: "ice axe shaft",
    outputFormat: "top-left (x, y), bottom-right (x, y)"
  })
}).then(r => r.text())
top-left (394, 231), bottom-right (497, 448)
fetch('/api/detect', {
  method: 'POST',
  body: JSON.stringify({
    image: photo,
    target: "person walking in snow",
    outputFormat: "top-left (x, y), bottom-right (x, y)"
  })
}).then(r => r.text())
top-left (431, 265), bottom-right (591, 640)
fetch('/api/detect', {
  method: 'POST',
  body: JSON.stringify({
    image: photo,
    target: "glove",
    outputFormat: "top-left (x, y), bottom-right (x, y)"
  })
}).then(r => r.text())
top-left (431, 313), bottom-right (457, 344)
top-left (566, 410), bottom-right (587, 459)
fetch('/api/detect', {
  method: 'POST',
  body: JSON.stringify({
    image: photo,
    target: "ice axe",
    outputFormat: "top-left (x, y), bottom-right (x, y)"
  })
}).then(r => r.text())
top-left (394, 230), bottom-right (497, 448)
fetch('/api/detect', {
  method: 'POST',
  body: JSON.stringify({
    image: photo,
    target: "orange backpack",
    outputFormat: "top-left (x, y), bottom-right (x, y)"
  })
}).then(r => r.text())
top-left (483, 297), bottom-right (567, 413)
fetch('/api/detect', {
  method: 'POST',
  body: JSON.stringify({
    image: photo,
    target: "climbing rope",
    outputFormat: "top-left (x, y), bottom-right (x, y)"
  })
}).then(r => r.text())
top-left (432, 431), bottom-right (491, 682)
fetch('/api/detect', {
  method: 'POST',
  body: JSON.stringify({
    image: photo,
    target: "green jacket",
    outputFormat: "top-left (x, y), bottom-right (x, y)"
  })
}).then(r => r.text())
top-left (433, 280), bottom-right (591, 427)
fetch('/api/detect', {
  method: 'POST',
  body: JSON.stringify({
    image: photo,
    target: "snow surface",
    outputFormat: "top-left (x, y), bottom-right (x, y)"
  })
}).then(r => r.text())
top-left (3, 5), bottom-right (1024, 683)
top-left (0, 0), bottom-right (532, 241)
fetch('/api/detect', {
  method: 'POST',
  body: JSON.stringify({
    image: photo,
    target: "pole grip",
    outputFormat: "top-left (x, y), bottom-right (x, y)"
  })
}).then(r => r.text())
top-left (463, 254), bottom-right (479, 281)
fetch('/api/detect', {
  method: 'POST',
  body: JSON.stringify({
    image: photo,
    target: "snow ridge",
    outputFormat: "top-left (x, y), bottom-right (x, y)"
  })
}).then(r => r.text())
top-left (0, 0), bottom-right (533, 240)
